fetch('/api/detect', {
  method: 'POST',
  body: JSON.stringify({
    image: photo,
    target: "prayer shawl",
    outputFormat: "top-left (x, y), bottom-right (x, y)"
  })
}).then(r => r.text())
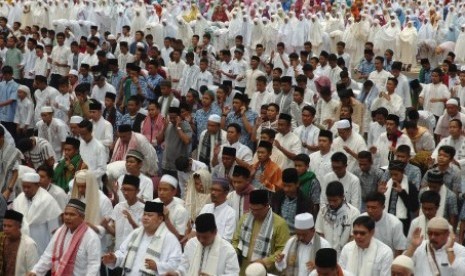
top-left (236, 185), bottom-right (254, 215)
top-left (141, 114), bottom-right (164, 145)
top-left (426, 242), bottom-right (441, 276)
top-left (112, 132), bottom-right (138, 162)
top-left (285, 234), bottom-right (322, 276)
top-left (53, 154), bottom-right (84, 192)
top-left (238, 209), bottom-right (274, 261)
top-left (187, 235), bottom-right (221, 275)
top-left (385, 176), bottom-right (410, 219)
top-left (185, 169), bottom-right (212, 220)
top-left (198, 131), bottom-right (222, 168)
top-left (159, 94), bottom-right (175, 116)
top-left (299, 171), bottom-right (316, 199)
top-left (13, 187), bottom-right (61, 225)
top-left (0, 143), bottom-right (19, 191)
top-left (123, 223), bottom-right (168, 275)
top-left (347, 238), bottom-right (378, 276)
top-left (51, 223), bottom-right (88, 276)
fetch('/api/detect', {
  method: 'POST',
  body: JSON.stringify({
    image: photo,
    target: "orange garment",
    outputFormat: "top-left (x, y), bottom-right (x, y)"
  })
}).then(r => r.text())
top-left (251, 159), bottom-right (282, 192)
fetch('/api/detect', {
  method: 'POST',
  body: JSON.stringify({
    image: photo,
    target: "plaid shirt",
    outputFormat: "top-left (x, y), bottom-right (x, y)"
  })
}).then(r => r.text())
top-left (281, 197), bottom-right (297, 232)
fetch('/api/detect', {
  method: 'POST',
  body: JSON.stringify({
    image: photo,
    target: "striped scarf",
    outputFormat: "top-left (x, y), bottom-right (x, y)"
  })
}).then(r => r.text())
top-left (239, 209), bottom-right (274, 261)
top-left (285, 234), bottom-right (321, 276)
top-left (51, 223), bottom-right (88, 276)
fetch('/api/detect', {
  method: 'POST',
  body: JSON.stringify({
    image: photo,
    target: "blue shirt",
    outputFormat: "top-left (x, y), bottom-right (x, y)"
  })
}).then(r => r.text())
top-left (109, 70), bottom-right (125, 97)
top-left (194, 106), bottom-right (221, 137)
top-left (225, 109), bottom-right (258, 149)
top-left (146, 74), bottom-right (164, 101)
top-left (0, 79), bottom-right (19, 122)
top-left (78, 74), bottom-right (94, 85)
top-left (129, 76), bottom-right (148, 100)
top-left (357, 59), bottom-right (375, 76)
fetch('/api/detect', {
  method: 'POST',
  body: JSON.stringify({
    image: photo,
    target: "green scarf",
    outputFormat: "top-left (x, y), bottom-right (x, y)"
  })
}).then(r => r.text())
top-left (53, 154), bottom-right (83, 193)
top-left (299, 171), bottom-right (316, 198)
top-left (123, 79), bottom-right (133, 105)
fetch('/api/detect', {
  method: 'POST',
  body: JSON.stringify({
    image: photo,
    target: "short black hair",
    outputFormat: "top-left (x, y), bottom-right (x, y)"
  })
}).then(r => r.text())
top-left (17, 138), bottom-right (34, 153)
top-left (293, 153), bottom-right (310, 165)
top-left (364, 192), bottom-right (385, 205)
top-left (420, 190), bottom-right (441, 207)
top-left (37, 164), bottom-right (54, 179)
top-left (331, 152), bottom-right (347, 165)
top-left (353, 216), bottom-right (375, 231)
top-left (227, 123), bottom-right (241, 134)
top-left (326, 181), bottom-right (344, 197)
top-left (357, 151), bottom-right (373, 162)
top-left (439, 145), bottom-right (456, 159)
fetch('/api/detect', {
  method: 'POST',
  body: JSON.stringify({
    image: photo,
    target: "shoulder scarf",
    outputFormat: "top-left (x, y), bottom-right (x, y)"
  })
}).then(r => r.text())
top-left (53, 154), bottom-right (83, 192)
top-left (299, 171), bottom-right (316, 198)
top-left (199, 130), bottom-right (222, 168)
top-left (0, 143), bottom-right (19, 191)
top-left (112, 132), bottom-right (138, 162)
top-left (426, 242), bottom-right (441, 276)
top-left (420, 186), bottom-right (446, 219)
top-left (141, 114), bottom-right (164, 144)
top-left (347, 239), bottom-right (378, 276)
top-left (384, 176), bottom-right (409, 219)
top-left (123, 223), bottom-right (168, 276)
top-left (236, 184), bottom-right (254, 216)
top-left (285, 233), bottom-right (322, 276)
top-left (187, 235), bottom-right (221, 275)
top-left (13, 188), bottom-right (61, 225)
top-left (387, 130), bottom-right (403, 148)
top-left (51, 223), bottom-right (88, 276)
top-left (238, 208), bottom-right (274, 261)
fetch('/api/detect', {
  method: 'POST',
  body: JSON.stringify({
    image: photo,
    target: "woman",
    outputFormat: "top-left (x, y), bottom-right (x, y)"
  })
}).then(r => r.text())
top-left (184, 169), bottom-right (212, 222)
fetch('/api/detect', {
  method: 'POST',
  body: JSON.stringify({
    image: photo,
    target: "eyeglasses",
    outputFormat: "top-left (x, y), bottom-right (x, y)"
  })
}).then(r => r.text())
top-left (353, 230), bottom-right (368, 236)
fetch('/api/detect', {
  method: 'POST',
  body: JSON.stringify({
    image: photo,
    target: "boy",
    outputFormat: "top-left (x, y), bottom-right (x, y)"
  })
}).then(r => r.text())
top-left (54, 77), bottom-right (71, 122)
top-left (102, 92), bottom-right (120, 137)
top-left (250, 140), bottom-right (282, 192)
top-left (78, 63), bottom-right (93, 84)
top-left (70, 83), bottom-right (91, 118)
top-left (196, 58), bottom-right (213, 91)
top-left (294, 153), bottom-right (320, 216)
top-left (227, 165), bottom-right (255, 223)
top-left (381, 145), bottom-right (422, 190)
top-left (353, 151), bottom-right (383, 211)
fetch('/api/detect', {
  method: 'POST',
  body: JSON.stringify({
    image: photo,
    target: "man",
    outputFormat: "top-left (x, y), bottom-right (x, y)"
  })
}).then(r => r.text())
top-left (368, 56), bottom-right (393, 92)
top-left (90, 67), bottom-right (117, 103)
top-left (178, 52), bottom-right (200, 96)
top-left (275, 213), bottom-right (331, 275)
top-left (116, 95), bottom-right (146, 132)
top-left (17, 136), bottom-right (55, 169)
top-left (1, 210), bottom-right (38, 276)
top-left (367, 107), bottom-right (388, 147)
top-left (332, 119), bottom-right (367, 172)
top-left (53, 137), bottom-right (84, 193)
top-left (434, 98), bottom-right (465, 140)
top-left (294, 106), bottom-right (320, 155)
top-left (12, 172), bottom-right (61, 255)
top-left (372, 114), bottom-right (415, 168)
top-left (432, 119), bottom-right (465, 165)
top-left (36, 106), bottom-right (68, 159)
top-left (227, 165), bottom-right (255, 223)
top-left (275, 76), bottom-right (293, 114)
top-left (419, 68), bottom-right (450, 120)
top-left (212, 146), bottom-right (237, 180)
top-left (391, 255), bottom-right (414, 276)
top-left (0, 66), bottom-right (19, 140)
top-left (405, 217), bottom-right (465, 275)
top-left (157, 107), bottom-right (192, 176)
top-left (37, 165), bottom-right (67, 211)
top-left (29, 199), bottom-right (101, 275)
top-left (169, 213), bottom-right (240, 276)
top-left (113, 124), bottom-right (158, 176)
top-left (315, 181), bottom-right (360, 255)
top-left (403, 120), bottom-right (435, 153)
top-left (274, 113), bottom-right (303, 169)
top-left (49, 32), bottom-right (71, 89)
top-left (320, 152), bottom-right (362, 210)
top-left (78, 120), bottom-right (107, 187)
top-left (245, 56), bottom-right (266, 97)
top-left (391, 61), bottom-right (412, 109)
top-left (362, 192), bottom-right (408, 256)
top-left (309, 130), bottom-right (334, 181)
top-left (353, 151), bottom-right (384, 210)
top-left (249, 76), bottom-right (272, 114)
top-left (0, 126), bottom-right (19, 201)
top-left (88, 100), bottom-right (113, 156)
top-left (103, 201), bottom-right (182, 275)
top-left (339, 216), bottom-right (393, 276)
top-left (197, 114), bottom-right (227, 169)
top-left (167, 50), bottom-right (186, 90)
top-left (33, 75), bottom-right (59, 124)
top-left (198, 178), bottom-right (236, 242)
top-left (309, 248), bottom-right (354, 276)
top-left (271, 168), bottom-right (313, 233)
top-left (370, 78), bottom-right (406, 122)
top-left (213, 123), bottom-right (253, 168)
top-left (407, 191), bottom-right (440, 243)
top-left (232, 190), bottom-right (290, 275)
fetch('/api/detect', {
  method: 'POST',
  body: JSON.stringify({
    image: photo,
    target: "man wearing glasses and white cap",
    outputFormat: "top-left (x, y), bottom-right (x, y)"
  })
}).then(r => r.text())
top-left (331, 119), bottom-right (367, 172)
top-left (275, 212), bottom-right (331, 275)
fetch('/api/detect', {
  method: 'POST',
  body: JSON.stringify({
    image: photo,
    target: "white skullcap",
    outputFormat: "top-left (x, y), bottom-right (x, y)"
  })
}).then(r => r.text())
top-left (40, 106), bottom-right (53, 113)
top-left (446, 98), bottom-right (459, 106)
top-left (427, 217), bottom-right (449, 230)
top-left (295, 212), bottom-right (314, 230)
top-left (70, 116), bottom-right (83, 124)
top-left (75, 170), bottom-right (87, 183)
top-left (245, 263), bottom-right (267, 276)
top-left (392, 255), bottom-right (414, 273)
top-left (107, 34), bottom-right (116, 40)
top-left (160, 174), bottom-right (178, 188)
top-left (336, 119), bottom-right (351, 129)
top-left (136, 42), bottom-right (145, 48)
top-left (69, 69), bottom-right (79, 76)
top-left (208, 114), bottom-right (221, 123)
top-left (22, 172), bottom-right (40, 183)
top-left (18, 85), bottom-right (30, 94)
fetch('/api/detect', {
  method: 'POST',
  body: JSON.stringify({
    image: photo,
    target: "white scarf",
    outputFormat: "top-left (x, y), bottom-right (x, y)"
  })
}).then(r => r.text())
top-left (384, 176), bottom-right (409, 219)
top-left (123, 223), bottom-right (168, 275)
top-left (417, 215), bottom-right (430, 240)
top-left (347, 239), bottom-right (378, 276)
top-left (187, 235), bottom-right (221, 275)
top-left (12, 187), bottom-right (61, 225)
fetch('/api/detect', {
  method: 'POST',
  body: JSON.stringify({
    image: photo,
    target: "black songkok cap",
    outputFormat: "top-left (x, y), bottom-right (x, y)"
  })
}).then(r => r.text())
top-left (249, 190), bottom-right (269, 205)
top-left (122, 174), bottom-right (140, 189)
top-left (282, 168), bottom-right (299, 183)
top-left (108, 58), bottom-right (118, 66)
top-left (88, 100), bottom-right (102, 111)
top-left (222, 146), bottom-right (236, 157)
top-left (315, 248), bottom-right (337, 268)
top-left (232, 165), bottom-right (250, 178)
top-left (67, 198), bottom-right (86, 213)
top-left (168, 107), bottom-right (181, 114)
top-left (4, 210), bottom-right (23, 223)
top-left (144, 201), bottom-right (164, 213)
top-left (195, 213), bottom-right (217, 233)
top-left (386, 114), bottom-right (400, 125)
top-left (388, 160), bottom-right (406, 171)
top-left (118, 124), bottom-right (132, 133)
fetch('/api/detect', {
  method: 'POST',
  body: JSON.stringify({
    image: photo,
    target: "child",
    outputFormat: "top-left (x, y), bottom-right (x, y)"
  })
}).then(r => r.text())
top-left (102, 92), bottom-right (119, 137)
top-left (53, 76), bottom-right (71, 122)
top-left (250, 140), bottom-right (282, 192)
top-left (294, 153), bottom-right (320, 215)
top-left (196, 58), bottom-right (213, 91)
top-left (14, 85), bottom-right (34, 139)
top-left (78, 63), bottom-right (93, 84)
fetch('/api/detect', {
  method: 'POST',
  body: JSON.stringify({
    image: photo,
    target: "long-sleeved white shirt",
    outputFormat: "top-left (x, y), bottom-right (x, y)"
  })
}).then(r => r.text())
top-left (79, 138), bottom-right (107, 182)
top-left (412, 241), bottom-right (465, 276)
top-left (50, 45), bottom-right (71, 76)
top-left (110, 201), bottom-right (144, 249)
top-left (32, 226), bottom-right (101, 276)
top-left (36, 118), bottom-right (69, 159)
top-left (320, 171), bottom-right (362, 210)
top-left (332, 132), bottom-right (367, 173)
top-left (275, 131), bottom-right (303, 169)
top-left (198, 202), bottom-right (236, 242)
top-left (14, 97), bottom-right (34, 129)
top-left (361, 211), bottom-right (407, 251)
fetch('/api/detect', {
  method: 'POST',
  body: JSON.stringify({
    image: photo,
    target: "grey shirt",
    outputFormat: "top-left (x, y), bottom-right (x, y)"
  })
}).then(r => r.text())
top-left (162, 121), bottom-right (192, 171)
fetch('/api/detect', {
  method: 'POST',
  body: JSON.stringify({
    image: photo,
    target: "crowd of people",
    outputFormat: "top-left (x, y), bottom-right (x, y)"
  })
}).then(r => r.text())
top-left (2, 0), bottom-right (465, 275)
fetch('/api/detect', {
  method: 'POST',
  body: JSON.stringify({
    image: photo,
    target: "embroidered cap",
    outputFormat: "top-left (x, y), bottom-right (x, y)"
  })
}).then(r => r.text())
top-left (294, 212), bottom-right (314, 230)
top-left (22, 172), bottom-right (40, 183)
top-left (446, 98), bottom-right (459, 106)
top-left (70, 116), bottom-right (83, 124)
top-left (208, 114), bottom-right (221, 124)
top-left (392, 255), bottom-right (414, 273)
top-left (67, 198), bottom-right (86, 213)
top-left (315, 248), bottom-right (337, 268)
top-left (40, 106), bottom-right (53, 114)
top-left (195, 213), bottom-right (217, 233)
top-left (335, 119), bottom-right (351, 129)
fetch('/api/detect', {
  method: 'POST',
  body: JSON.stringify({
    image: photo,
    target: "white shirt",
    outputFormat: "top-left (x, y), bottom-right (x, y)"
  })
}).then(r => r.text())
top-left (395, 73), bottom-right (412, 108)
top-left (320, 171), bottom-right (362, 210)
top-left (374, 132), bottom-right (415, 168)
top-left (275, 131), bottom-right (303, 169)
top-left (218, 141), bottom-right (253, 165)
top-left (32, 55), bottom-right (49, 78)
top-left (249, 90), bottom-right (273, 114)
top-left (315, 98), bottom-right (340, 129)
top-left (36, 118), bottom-right (69, 159)
top-left (53, 92), bottom-right (71, 123)
top-left (419, 83), bottom-right (451, 117)
top-left (46, 184), bottom-right (68, 211)
top-left (340, 239), bottom-right (393, 276)
top-left (91, 82), bottom-right (117, 104)
top-left (361, 211), bottom-right (407, 251)
top-left (91, 117), bottom-right (113, 158)
top-left (220, 60), bottom-right (236, 83)
top-left (81, 53), bottom-right (99, 67)
top-left (21, 48), bottom-right (37, 79)
top-left (227, 190), bottom-right (254, 223)
top-left (178, 64), bottom-right (200, 96)
top-left (79, 138), bottom-right (107, 183)
top-left (32, 226), bottom-right (101, 276)
top-left (309, 150), bottom-right (334, 182)
top-left (116, 173), bottom-right (154, 202)
top-left (14, 97), bottom-right (34, 129)
top-left (167, 60), bottom-right (186, 90)
top-left (244, 68), bottom-right (265, 96)
top-left (368, 69), bottom-right (393, 91)
top-left (34, 86), bottom-right (59, 124)
top-left (412, 241), bottom-right (465, 276)
top-left (294, 124), bottom-right (320, 155)
top-left (370, 92), bottom-right (406, 122)
top-left (367, 122), bottom-right (386, 147)
top-left (198, 202), bottom-right (236, 242)
top-left (118, 52), bottom-right (135, 70)
top-left (161, 47), bottom-right (173, 66)
top-left (196, 70), bottom-right (213, 91)
top-left (275, 235), bottom-right (331, 275)
top-left (110, 201), bottom-right (144, 249)
top-left (50, 45), bottom-right (71, 76)
top-left (332, 132), bottom-right (367, 172)
top-left (153, 198), bottom-right (189, 236)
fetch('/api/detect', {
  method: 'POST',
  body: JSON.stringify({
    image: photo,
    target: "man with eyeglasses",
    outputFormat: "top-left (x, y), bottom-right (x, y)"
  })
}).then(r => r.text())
top-left (405, 217), bottom-right (465, 275)
top-left (339, 216), bottom-right (393, 276)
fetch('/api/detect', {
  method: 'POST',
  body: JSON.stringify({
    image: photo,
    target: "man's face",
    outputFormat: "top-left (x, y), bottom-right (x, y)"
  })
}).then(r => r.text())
top-left (22, 182), bottom-right (39, 199)
top-left (318, 137), bottom-right (331, 151)
top-left (431, 72), bottom-right (440, 84)
top-left (63, 144), bottom-right (77, 159)
top-left (125, 157), bottom-right (141, 174)
top-left (280, 82), bottom-right (292, 93)
top-left (56, 36), bottom-right (65, 45)
top-left (210, 183), bottom-right (226, 204)
top-left (222, 155), bottom-right (235, 168)
top-left (40, 112), bottom-right (53, 124)
top-left (437, 150), bottom-right (451, 166)
top-left (358, 158), bottom-right (371, 172)
top-left (295, 227), bottom-right (315, 244)
top-left (385, 120), bottom-right (397, 134)
top-left (277, 119), bottom-right (290, 134)
top-left (353, 224), bottom-right (374, 248)
top-left (232, 175), bottom-right (248, 192)
top-left (337, 128), bottom-right (350, 140)
top-left (293, 91), bottom-right (303, 104)
top-left (201, 94), bottom-right (213, 107)
top-left (331, 161), bottom-right (346, 178)
top-left (428, 228), bottom-right (449, 249)
top-left (121, 183), bottom-right (138, 202)
top-left (63, 207), bottom-right (84, 230)
top-left (282, 182), bottom-right (298, 197)
top-left (374, 59), bottom-right (383, 71)
top-left (327, 195), bottom-right (344, 210)
top-left (226, 127), bottom-right (239, 143)
top-left (196, 231), bottom-right (217, 247)
top-left (391, 265), bottom-right (412, 276)
top-left (422, 202), bottom-right (438, 220)
top-left (250, 204), bottom-right (269, 221)
top-left (256, 147), bottom-right (270, 162)
top-left (449, 121), bottom-right (461, 137)
top-left (38, 170), bottom-right (51, 188)
top-left (2, 219), bottom-right (21, 239)
top-left (365, 201), bottom-right (384, 221)
top-left (118, 131), bottom-right (132, 144)
top-left (294, 161), bottom-right (308, 176)
top-left (206, 121), bottom-right (219, 134)
top-left (157, 183), bottom-right (176, 203)
top-left (446, 104), bottom-right (459, 117)
top-left (142, 212), bottom-right (163, 229)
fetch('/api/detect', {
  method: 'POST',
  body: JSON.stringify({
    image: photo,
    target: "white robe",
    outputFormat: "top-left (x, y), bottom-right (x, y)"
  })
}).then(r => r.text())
top-left (14, 234), bottom-right (39, 276)
top-left (412, 241), bottom-right (465, 276)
